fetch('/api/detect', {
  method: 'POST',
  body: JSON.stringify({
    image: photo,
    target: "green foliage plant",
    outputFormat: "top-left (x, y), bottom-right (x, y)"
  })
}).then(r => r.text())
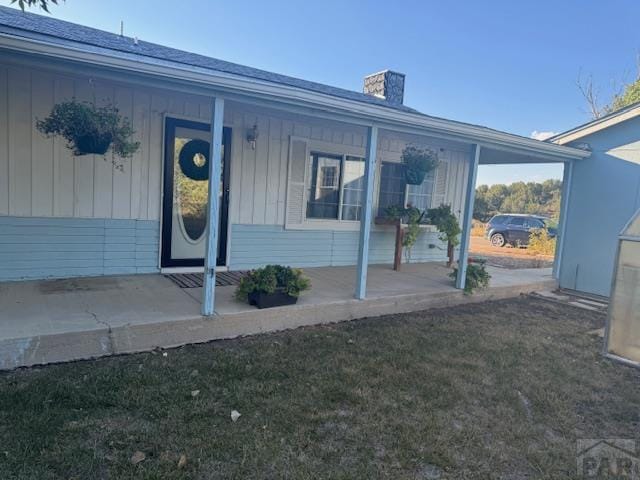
top-left (427, 204), bottom-right (461, 267)
top-left (449, 260), bottom-right (491, 294)
top-left (36, 99), bottom-right (140, 160)
top-left (235, 265), bottom-right (311, 302)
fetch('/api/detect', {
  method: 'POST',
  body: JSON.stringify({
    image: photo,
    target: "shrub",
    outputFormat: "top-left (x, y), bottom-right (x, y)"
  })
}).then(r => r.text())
top-left (450, 260), bottom-right (491, 294)
top-left (235, 265), bottom-right (311, 302)
top-left (36, 99), bottom-right (140, 158)
top-left (471, 221), bottom-right (486, 237)
top-left (528, 228), bottom-right (556, 256)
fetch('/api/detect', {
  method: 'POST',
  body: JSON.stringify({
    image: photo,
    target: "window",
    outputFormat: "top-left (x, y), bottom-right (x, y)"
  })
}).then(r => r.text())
top-left (306, 153), bottom-right (365, 221)
top-left (341, 156), bottom-right (366, 220)
top-left (509, 217), bottom-right (525, 226)
top-left (378, 161), bottom-right (436, 216)
top-left (524, 218), bottom-right (544, 229)
top-left (407, 170), bottom-right (436, 210)
top-left (378, 162), bottom-right (406, 216)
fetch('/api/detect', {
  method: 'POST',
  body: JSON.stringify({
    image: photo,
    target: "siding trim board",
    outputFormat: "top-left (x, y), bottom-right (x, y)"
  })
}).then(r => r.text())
top-left (0, 216), bottom-right (160, 281)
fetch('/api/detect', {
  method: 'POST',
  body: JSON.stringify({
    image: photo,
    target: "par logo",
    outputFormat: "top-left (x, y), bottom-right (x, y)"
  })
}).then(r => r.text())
top-left (577, 439), bottom-right (640, 479)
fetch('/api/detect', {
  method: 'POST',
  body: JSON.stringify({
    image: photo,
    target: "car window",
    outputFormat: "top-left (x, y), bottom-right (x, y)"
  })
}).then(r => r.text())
top-left (491, 215), bottom-right (508, 225)
top-left (523, 218), bottom-right (543, 229)
top-left (509, 217), bottom-right (525, 226)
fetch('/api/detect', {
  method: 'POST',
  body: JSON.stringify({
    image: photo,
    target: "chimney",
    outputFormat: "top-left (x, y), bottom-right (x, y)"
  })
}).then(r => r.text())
top-left (363, 70), bottom-right (406, 105)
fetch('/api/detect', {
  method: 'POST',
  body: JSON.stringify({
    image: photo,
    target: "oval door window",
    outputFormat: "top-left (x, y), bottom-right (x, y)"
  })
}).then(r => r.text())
top-left (175, 138), bottom-right (210, 242)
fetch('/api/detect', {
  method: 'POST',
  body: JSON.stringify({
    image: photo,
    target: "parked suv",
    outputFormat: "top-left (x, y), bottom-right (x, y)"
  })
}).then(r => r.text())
top-left (485, 214), bottom-right (557, 247)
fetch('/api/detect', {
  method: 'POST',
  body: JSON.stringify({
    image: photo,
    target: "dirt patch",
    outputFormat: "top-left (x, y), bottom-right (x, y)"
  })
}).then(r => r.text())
top-left (470, 236), bottom-right (554, 269)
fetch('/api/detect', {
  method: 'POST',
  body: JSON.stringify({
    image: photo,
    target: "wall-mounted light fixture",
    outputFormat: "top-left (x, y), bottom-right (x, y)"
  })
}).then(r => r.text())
top-left (246, 124), bottom-right (259, 150)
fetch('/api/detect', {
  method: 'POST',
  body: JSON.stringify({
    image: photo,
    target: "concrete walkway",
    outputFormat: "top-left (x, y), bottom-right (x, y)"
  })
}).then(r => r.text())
top-left (0, 264), bottom-right (555, 369)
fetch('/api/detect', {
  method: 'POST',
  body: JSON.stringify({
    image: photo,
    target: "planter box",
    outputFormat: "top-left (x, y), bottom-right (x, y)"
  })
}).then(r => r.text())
top-left (248, 290), bottom-right (298, 309)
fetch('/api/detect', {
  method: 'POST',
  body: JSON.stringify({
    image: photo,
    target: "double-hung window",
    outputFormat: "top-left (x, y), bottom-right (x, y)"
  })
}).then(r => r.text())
top-left (306, 152), bottom-right (365, 221)
top-left (378, 161), bottom-right (437, 215)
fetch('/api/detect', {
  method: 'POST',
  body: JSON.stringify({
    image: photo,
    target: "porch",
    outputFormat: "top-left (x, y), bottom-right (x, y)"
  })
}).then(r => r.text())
top-left (0, 263), bottom-right (555, 369)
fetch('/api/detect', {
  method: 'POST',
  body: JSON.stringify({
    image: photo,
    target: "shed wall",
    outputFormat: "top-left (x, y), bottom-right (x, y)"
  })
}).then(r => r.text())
top-left (559, 116), bottom-right (640, 296)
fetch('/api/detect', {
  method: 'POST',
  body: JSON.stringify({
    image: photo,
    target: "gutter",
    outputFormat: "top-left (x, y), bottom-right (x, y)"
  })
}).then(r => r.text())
top-left (0, 30), bottom-right (589, 161)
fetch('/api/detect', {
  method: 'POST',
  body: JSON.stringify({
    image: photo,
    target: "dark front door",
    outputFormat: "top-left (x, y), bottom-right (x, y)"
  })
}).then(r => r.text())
top-left (161, 117), bottom-right (231, 268)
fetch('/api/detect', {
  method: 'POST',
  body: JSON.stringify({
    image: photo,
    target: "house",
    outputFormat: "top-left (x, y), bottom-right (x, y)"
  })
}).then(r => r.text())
top-left (551, 102), bottom-right (640, 298)
top-left (0, 6), bottom-right (588, 319)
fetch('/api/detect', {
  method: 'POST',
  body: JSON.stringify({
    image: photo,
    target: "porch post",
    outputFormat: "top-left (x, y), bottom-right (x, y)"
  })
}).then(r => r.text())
top-left (456, 143), bottom-right (481, 290)
top-left (553, 160), bottom-right (573, 279)
top-left (202, 96), bottom-right (225, 316)
top-left (355, 125), bottom-right (378, 300)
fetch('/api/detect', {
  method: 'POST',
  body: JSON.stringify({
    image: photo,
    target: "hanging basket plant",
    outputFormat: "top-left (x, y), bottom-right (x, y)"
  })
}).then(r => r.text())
top-left (401, 145), bottom-right (439, 185)
top-left (36, 99), bottom-right (140, 158)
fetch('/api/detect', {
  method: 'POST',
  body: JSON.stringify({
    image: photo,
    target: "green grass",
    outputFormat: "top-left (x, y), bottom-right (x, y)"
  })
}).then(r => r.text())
top-left (1, 296), bottom-right (638, 479)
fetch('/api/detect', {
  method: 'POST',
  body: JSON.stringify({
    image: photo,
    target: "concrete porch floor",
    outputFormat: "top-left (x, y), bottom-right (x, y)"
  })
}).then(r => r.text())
top-left (0, 263), bottom-right (555, 369)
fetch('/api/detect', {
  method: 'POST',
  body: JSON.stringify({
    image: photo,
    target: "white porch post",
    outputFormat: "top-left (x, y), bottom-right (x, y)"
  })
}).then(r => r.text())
top-left (456, 143), bottom-right (481, 290)
top-left (553, 160), bottom-right (573, 279)
top-left (202, 96), bottom-right (225, 316)
top-left (355, 125), bottom-right (378, 300)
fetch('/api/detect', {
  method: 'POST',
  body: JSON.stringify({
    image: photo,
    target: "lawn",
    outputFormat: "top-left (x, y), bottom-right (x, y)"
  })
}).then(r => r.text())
top-left (1, 296), bottom-right (638, 479)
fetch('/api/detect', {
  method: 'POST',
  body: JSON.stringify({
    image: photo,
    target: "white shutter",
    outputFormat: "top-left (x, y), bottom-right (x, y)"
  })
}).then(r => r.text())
top-left (285, 136), bottom-right (309, 229)
top-left (431, 160), bottom-right (448, 208)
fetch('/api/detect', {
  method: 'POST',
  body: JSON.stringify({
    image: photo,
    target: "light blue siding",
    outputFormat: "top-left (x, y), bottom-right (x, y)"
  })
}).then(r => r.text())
top-left (228, 224), bottom-right (448, 270)
top-left (559, 116), bottom-right (640, 297)
top-left (0, 216), bottom-right (160, 281)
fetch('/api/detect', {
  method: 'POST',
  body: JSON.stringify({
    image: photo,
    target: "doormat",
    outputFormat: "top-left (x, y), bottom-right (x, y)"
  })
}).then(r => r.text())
top-left (165, 271), bottom-right (248, 288)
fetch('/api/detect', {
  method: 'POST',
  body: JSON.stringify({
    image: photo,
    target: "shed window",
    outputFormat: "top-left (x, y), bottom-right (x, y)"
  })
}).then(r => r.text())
top-left (306, 152), bottom-right (365, 221)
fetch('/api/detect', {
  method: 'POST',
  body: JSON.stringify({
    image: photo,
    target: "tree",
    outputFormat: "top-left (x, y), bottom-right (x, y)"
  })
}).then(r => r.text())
top-left (473, 180), bottom-right (562, 222)
top-left (578, 55), bottom-right (640, 118)
top-left (609, 77), bottom-right (640, 112)
top-left (10, 0), bottom-right (61, 12)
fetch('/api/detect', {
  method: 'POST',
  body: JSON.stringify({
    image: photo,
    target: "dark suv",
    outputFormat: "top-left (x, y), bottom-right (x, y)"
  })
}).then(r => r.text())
top-left (485, 214), bottom-right (557, 247)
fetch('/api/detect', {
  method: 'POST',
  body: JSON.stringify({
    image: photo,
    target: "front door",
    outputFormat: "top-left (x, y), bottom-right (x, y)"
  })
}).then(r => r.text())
top-left (161, 117), bottom-right (231, 268)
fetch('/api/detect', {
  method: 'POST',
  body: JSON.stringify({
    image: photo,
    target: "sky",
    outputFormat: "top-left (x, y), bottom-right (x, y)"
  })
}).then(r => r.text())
top-left (11, 0), bottom-right (640, 185)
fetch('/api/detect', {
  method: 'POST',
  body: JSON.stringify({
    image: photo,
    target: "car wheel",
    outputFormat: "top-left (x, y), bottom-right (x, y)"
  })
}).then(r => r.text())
top-left (490, 233), bottom-right (506, 247)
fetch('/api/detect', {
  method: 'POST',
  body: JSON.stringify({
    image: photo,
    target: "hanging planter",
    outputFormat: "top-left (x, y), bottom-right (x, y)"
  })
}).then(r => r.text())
top-left (36, 99), bottom-right (140, 158)
top-left (401, 145), bottom-right (439, 185)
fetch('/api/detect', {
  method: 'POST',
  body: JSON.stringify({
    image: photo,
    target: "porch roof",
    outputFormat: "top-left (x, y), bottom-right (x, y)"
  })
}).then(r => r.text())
top-left (0, 6), bottom-right (589, 162)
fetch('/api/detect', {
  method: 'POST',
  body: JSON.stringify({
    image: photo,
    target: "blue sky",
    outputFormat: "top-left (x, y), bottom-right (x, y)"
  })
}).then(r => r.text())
top-left (14, 0), bottom-right (640, 185)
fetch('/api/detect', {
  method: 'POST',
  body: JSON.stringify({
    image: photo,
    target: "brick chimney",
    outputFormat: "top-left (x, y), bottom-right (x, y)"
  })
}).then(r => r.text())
top-left (363, 70), bottom-right (406, 105)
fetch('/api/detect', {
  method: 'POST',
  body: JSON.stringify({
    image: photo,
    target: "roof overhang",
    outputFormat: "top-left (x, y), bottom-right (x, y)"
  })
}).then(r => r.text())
top-left (0, 27), bottom-right (590, 162)
top-left (551, 103), bottom-right (640, 145)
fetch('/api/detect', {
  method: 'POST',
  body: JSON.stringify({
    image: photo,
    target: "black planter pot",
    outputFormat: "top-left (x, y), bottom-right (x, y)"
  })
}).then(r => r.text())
top-left (248, 290), bottom-right (298, 309)
top-left (75, 133), bottom-right (113, 156)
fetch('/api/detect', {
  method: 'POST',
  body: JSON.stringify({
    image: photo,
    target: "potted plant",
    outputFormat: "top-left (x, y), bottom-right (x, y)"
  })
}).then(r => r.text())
top-left (426, 204), bottom-right (461, 267)
top-left (401, 145), bottom-right (439, 185)
top-left (235, 265), bottom-right (311, 309)
top-left (449, 259), bottom-right (491, 294)
top-left (36, 99), bottom-right (140, 159)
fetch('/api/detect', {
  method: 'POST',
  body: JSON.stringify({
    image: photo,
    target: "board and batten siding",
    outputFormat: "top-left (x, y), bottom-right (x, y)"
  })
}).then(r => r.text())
top-left (0, 61), bottom-right (216, 221)
top-left (225, 104), bottom-right (472, 227)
